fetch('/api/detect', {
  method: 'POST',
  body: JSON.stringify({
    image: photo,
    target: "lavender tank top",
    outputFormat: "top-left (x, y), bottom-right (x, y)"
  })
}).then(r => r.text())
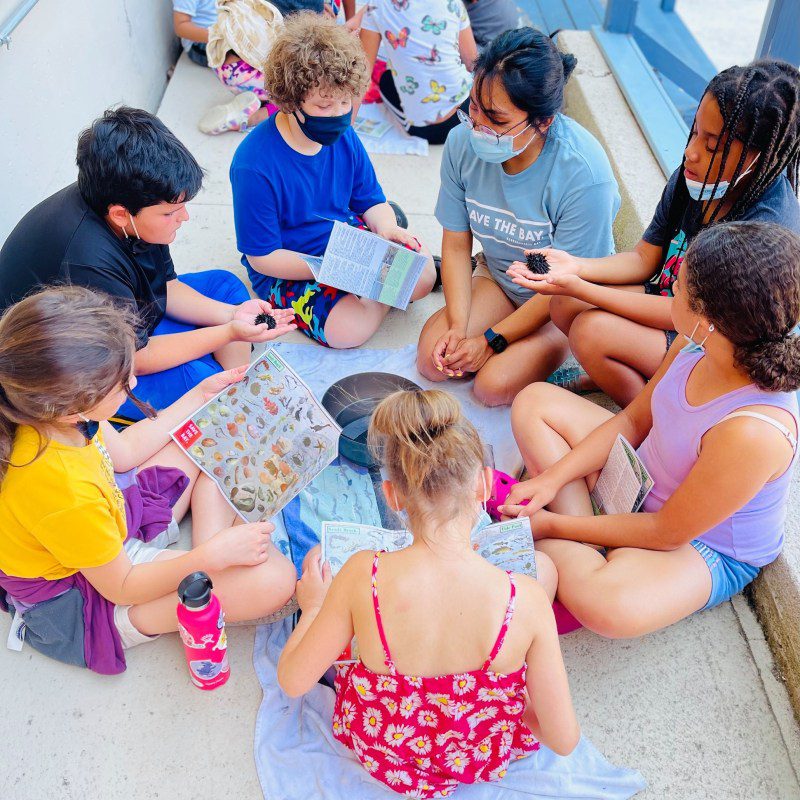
top-left (637, 350), bottom-right (799, 567)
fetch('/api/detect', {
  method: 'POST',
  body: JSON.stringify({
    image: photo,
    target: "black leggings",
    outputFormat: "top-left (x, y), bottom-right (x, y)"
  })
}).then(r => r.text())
top-left (378, 70), bottom-right (468, 145)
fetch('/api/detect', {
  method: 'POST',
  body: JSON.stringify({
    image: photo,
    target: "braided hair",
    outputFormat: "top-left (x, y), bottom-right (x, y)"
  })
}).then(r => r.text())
top-left (661, 59), bottom-right (800, 259)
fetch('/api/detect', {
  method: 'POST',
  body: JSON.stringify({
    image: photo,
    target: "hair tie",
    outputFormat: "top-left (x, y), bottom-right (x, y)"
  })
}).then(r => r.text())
top-left (409, 424), bottom-right (448, 444)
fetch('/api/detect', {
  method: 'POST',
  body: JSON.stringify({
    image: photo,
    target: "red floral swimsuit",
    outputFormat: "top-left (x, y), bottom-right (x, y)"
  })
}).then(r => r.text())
top-left (333, 552), bottom-right (538, 798)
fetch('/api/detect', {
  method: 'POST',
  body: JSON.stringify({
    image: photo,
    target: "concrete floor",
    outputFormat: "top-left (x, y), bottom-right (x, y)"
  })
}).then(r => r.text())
top-left (3, 53), bottom-right (800, 800)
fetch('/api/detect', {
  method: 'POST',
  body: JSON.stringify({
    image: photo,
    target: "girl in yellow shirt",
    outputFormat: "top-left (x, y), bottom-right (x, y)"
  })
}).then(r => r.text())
top-left (0, 286), bottom-right (297, 673)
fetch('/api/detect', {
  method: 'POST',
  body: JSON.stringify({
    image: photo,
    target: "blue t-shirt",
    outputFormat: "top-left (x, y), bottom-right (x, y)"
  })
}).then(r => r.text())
top-left (230, 116), bottom-right (386, 296)
top-left (435, 114), bottom-right (620, 306)
top-left (642, 167), bottom-right (800, 296)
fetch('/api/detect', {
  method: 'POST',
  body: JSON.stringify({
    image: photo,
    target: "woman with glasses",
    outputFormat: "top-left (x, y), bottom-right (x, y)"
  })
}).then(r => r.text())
top-left (416, 27), bottom-right (620, 406)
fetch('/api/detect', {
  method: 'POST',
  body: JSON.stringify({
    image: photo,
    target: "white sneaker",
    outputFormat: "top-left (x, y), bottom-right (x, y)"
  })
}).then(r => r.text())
top-left (198, 91), bottom-right (263, 135)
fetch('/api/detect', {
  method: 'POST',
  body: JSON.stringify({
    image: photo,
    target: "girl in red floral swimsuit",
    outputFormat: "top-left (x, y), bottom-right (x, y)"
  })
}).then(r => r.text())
top-left (278, 389), bottom-right (579, 797)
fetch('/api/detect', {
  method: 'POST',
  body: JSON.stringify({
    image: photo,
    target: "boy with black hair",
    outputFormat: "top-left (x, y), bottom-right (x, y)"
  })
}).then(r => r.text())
top-left (0, 107), bottom-right (294, 420)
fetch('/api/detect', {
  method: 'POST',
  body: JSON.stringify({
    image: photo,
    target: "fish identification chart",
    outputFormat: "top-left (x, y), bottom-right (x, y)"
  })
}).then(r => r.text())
top-left (172, 349), bottom-right (341, 522)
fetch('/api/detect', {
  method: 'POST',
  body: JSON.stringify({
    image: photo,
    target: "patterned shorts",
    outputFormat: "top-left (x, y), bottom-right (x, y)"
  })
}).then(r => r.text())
top-left (215, 58), bottom-right (271, 105)
top-left (258, 277), bottom-right (348, 346)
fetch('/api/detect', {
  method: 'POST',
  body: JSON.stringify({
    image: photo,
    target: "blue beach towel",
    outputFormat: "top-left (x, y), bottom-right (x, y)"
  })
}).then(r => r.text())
top-left (254, 619), bottom-right (647, 800)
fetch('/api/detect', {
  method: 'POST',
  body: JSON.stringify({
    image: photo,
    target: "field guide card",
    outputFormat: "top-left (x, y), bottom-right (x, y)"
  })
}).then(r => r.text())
top-left (171, 349), bottom-right (340, 523)
top-left (322, 517), bottom-right (536, 663)
top-left (590, 434), bottom-right (654, 516)
top-left (316, 221), bottom-right (427, 310)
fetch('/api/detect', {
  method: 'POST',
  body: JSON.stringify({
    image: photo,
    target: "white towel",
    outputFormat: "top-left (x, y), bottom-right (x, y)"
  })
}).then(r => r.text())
top-left (254, 619), bottom-right (647, 800)
top-left (355, 104), bottom-right (429, 156)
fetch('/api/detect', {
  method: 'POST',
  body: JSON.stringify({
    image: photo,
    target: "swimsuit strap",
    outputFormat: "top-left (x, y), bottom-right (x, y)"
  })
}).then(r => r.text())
top-left (717, 410), bottom-right (798, 450)
top-left (371, 551), bottom-right (397, 676)
top-left (481, 572), bottom-right (517, 672)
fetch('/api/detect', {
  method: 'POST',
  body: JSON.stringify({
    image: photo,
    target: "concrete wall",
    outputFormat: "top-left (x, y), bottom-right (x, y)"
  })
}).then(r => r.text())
top-left (0, 0), bottom-right (178, 242)
top-left (558, 30), bottom-right (666, 253)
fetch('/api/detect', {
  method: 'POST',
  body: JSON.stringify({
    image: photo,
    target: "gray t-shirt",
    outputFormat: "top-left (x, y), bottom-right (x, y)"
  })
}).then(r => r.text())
top-left (435, 114), bottom-right (620, 306)
top-left (463, 0), bottom-right (519, 47)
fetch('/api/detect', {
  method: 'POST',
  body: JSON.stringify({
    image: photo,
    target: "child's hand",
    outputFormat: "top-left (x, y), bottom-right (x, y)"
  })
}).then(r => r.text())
top-left (229, 299), bottom-right (297, 343)
top-left (197, 364), bottom-right (249, 401)
top-left (522, 247), bottom-right (583, 277)
top-left (376, 225), bottom-right (424, 253)
top-left (510, 271), bottom-right (583, 296)
top-left (500, 475), bottom-right (558, 516)
top-left (233, 298), bottom-right (296, 328)
top-left (499, 506), bottom-right (553, 539)
top-left (345, 5), bottom-right (369, 32)
top-left (203, 521), bottom-right (275, 570)
top-left (296, 549), bottom-right (333, 613)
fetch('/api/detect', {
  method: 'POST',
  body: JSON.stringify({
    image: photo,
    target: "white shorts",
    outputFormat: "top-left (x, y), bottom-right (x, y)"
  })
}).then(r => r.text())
top-left (113, 518), bottom-right (182, 649)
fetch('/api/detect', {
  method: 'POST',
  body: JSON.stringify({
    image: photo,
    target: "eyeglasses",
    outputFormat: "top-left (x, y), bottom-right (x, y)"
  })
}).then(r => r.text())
top-left (456, 109), bottom-right (531, 144)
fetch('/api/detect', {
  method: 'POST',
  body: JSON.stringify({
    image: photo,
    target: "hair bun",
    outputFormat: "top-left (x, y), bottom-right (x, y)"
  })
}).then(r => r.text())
top-left (736, 336), bottom-right (800, 393)
top-left (560, 52), bottom-right (577, 81)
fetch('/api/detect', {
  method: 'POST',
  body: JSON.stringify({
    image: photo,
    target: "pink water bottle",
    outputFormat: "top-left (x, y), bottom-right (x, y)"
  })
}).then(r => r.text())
top-left (177, 572), bottom-right (230, 690)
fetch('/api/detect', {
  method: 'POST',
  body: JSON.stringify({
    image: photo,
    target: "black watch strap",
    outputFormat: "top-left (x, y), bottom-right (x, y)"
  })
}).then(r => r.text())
top-left (483, 327), bottom-right (508, 354)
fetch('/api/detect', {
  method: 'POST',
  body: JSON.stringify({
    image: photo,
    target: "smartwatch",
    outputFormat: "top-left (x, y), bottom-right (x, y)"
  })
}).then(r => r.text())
top-left (483, 327), bottom-right (508, 354)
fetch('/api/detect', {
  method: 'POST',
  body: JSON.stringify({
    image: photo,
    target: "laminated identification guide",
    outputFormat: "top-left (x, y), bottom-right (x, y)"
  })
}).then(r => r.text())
top-left (315, 221), bottom-right (428, 310)
top-left (321, 517), bottom-right (537, 664)
top-left (171, 349), bottom-right (340, 522)
top-left (590, 434), bottom-right (654, 516)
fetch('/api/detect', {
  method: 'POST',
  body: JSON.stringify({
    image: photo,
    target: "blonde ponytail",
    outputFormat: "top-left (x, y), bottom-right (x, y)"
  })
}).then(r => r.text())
top-left (368, 390), bottom-right (485, 523)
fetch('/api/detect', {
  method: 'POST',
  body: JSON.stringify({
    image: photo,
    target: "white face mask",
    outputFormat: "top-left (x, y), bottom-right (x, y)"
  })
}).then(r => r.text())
top-left (682, 320), bottom-right (715, 353)
top-left (685, 153), bottom-right (760, 201)
top-left (128, 213), bottom-right (141, 240)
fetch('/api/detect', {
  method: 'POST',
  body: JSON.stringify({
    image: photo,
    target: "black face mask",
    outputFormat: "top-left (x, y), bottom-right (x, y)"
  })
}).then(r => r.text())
top-left (293, 107), bottom-right (352, 146)
top-left (77, 418), bottom-right (100, 440)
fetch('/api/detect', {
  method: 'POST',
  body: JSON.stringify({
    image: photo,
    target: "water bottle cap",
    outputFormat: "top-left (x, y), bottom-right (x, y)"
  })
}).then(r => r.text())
top-left (177, 572), bottom-right (213, 608)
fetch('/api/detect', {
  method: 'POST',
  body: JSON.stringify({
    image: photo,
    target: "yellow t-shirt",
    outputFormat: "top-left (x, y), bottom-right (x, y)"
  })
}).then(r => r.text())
top-left (0, 426), bottom-right (127, 580)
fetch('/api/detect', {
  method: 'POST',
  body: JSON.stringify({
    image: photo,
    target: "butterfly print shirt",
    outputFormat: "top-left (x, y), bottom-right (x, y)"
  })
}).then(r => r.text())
top-left (362, 0), bottom-right (472, 127)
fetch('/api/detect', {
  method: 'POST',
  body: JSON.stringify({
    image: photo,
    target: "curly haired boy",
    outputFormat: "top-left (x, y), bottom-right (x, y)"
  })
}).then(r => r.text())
top-left (230, 13), bottom-right (435, 348)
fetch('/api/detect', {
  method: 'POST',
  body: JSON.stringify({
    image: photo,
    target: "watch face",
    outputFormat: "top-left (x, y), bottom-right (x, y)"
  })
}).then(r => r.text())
top-left (489, 334), bottom-right (507, 353)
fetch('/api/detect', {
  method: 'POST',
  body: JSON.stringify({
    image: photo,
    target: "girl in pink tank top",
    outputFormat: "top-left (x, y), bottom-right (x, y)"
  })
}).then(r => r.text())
top-left (503, 221), bottom-right (800, 639)
top-left (278, 389), bottom-right (580, 797)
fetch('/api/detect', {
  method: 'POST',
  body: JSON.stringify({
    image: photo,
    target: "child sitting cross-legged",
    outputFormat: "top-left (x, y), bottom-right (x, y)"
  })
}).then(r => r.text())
top-left (231, 13), bottom-right (436, 349)
top-left (503, 221), bottom-right (800, 637)
top-left (278, 389), bottom-right (578, 797)
top-left (0, 287), bottom-right (296, 674)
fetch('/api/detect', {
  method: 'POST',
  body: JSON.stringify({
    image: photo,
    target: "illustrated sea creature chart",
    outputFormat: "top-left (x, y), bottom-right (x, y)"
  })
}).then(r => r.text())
top-left (171, 349), bottom-right (341, 523)
top-left (321, 522), bottom-right (414, 576)
top-left (470, 517), bottom-right (537, 579)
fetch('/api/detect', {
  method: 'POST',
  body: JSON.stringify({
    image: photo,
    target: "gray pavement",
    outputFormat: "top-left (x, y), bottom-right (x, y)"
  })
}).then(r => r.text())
top-left (2, 50), bottom-right (800, 800)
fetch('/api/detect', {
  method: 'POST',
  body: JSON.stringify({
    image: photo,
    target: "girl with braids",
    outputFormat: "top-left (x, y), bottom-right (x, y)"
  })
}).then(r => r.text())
top-left (503, 222), bottom-right (800, 638)
top-left (0, 287), bottom-right (296, 674)
top-left (278, 389), bottom-right (578, 797)
top-left (507, 59), bottom-right (800, 407)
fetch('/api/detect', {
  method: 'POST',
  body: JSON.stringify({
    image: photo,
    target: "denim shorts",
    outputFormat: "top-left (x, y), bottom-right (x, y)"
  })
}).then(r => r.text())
top-left (690, 539), bottom-right (760, 610)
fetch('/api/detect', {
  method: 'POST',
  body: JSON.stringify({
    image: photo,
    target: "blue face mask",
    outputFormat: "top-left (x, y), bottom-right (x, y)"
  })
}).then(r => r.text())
top-left (293, 107), bottom-right (351, 146)
top-left (468, 125), bottom-right (534, 164)
top-left (684, 154), bottom-right (759, 201)
top-left (681, 321), bottom-right (715, 353)
top-left (77, 415), bottom-right (100, 440)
